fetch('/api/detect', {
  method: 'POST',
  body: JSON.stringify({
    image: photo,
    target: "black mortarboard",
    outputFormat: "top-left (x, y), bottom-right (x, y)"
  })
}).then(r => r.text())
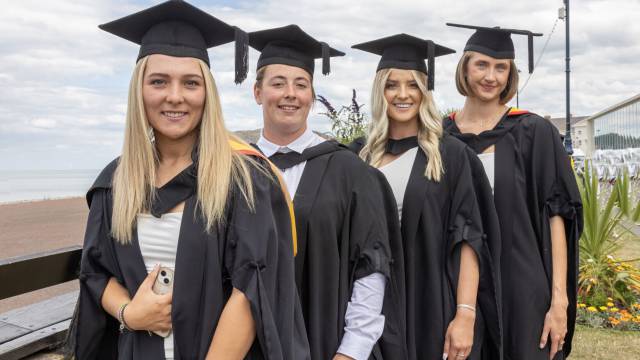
top-left (249, 25), bottom-right (345, 76)
top-left (99, 0), bottom-right (249, 83)
top-left (446, 23), bottom-right (542, 74)
top-left (352, 33), bottom-right (456, 90)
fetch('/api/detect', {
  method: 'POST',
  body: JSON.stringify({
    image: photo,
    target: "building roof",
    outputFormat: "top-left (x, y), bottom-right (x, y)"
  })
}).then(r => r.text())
top-left (588, 93), bottom-right (640, 121)
top-left (545, 115), bottom-right (589, 133)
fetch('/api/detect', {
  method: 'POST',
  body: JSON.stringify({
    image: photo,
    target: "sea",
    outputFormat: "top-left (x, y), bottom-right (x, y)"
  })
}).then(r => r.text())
top-left (0, 169), bottom-right (100, 204)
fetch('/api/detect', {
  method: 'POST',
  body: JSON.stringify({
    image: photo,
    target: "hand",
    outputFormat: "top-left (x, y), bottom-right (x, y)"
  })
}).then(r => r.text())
top-left (123, 265), bottom-right (173, 333)
top-left (540, 301), bottom-right (568, 360)
top-left (443, 309), bottom-right (475, 360)
top-left (333, 354), bottom-right (355, 360)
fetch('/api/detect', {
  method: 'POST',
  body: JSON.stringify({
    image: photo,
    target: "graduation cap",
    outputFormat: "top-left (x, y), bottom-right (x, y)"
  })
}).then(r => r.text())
top-left (99, 0), bottom-right (249, 83)
top-left (248, 24), bottom-right (345, 76)
top-left (351, 34), bottom-right (456, 90)
top-left (446, 23), bottom-right (542, 74)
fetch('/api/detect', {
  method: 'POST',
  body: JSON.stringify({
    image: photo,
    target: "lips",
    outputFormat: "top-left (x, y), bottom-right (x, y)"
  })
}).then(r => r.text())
top-left (278, 104), bottom-right (300, 113)
top-left (393, 103), bottom-right (414, 110)
top-left (161, 111), bottom-right (188, 121)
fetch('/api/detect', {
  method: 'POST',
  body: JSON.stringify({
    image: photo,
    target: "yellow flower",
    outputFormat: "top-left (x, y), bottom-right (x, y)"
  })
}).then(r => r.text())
top-left (607, 302), bottom-right (614, 307)
top-left (578, 303), bottom-right (587, 308)
top-left (599, 306), bottom-right (608, 311)
top-left (611, 307), bottom-right (619, 312)
top-left (607, 297), bottom-right (613, 301)
top-left (587, 306), bottom-right (598, 312)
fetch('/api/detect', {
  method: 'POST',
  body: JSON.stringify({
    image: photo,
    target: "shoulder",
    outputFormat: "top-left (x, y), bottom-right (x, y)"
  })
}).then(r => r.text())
top-left (86, 157), bottom-right (119, 206)
top-left (346, 136), bottom-right (367, 155)
top-left (511, 111), bottom-right (557, 133)
top-left (440, 132), bottom-right (470, 156)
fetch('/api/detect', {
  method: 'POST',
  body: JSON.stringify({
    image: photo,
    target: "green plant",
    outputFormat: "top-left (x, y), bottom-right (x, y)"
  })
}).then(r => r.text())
top-left (578, 161), bottom-right (640, 307)
top-left (317, 90), bottom-right (368, 144)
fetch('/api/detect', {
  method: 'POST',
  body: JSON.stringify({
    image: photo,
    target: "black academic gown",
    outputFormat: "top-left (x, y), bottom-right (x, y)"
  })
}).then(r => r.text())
top-left (258, 140), bottom-right (403, 360)
top-left (444, 109), bottom-right (583, 360)
top-left (350, 135), bottom-right (502, 360)
top-left (73, 153), bottom-right (309, 360)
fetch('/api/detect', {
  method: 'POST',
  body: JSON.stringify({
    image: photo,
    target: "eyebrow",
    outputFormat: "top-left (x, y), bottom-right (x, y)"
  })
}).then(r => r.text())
top-left (146, 73), bottom-right (204, 79)
top-left (269, 75), bottom-right (310, 82)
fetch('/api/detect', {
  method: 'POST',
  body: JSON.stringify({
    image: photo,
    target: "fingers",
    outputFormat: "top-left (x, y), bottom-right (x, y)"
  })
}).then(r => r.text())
top-left (442, 331), bottom-right (451, 360)
top-left (539, 321), bottom-right (551, 349)
top-left (549, 334), bottom-right (559, 360)
top-left (142, 264), bottom-right (160, 289)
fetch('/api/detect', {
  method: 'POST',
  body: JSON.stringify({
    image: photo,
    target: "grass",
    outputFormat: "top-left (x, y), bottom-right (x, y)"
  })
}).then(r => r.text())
top-left (571, 325), bottom-right (640, 359)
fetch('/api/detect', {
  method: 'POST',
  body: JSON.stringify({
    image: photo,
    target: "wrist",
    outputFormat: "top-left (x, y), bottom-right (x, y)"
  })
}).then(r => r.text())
top-left (121, 302), bottom-right (138, 331)
top-left (551, 298), bottom-right (569, 309)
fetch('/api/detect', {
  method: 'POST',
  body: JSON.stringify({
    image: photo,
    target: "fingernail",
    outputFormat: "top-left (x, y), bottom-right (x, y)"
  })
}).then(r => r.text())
top-left (443, 354), bottom-right (448, 360)
top-left (539, 343), bottom-right (545, 349)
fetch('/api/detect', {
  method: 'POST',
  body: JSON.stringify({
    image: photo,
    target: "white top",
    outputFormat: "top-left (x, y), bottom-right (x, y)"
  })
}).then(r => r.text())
top-left (257, 128), bottom-right (386, 360)
top-left (379, 147), bottom-right (418, 220)
top-left (137, 212), bottom-right (182, 360)
top-left (256, 127), bottom-right (325, 199)
top-left (477, 152), bottom-right (495, 192)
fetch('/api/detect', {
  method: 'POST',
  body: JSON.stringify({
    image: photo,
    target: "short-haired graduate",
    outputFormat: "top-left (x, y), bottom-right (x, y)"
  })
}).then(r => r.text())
top-left (250, 25), bottom-right (402, 360)
top-left (350, 33), bottom-right (502, 360)
top-left (70, 1), bottom-right (309, 358)
top-left (443, 23), bottom-right (583, 360)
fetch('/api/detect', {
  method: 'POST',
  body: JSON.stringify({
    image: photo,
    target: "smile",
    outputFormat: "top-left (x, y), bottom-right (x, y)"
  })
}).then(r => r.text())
top-left (393, 103), bottom-right (414, 109)
top-left (278, 105), bottom-right (300, 112)
top-left (162, 111), bottom-right (188, 118)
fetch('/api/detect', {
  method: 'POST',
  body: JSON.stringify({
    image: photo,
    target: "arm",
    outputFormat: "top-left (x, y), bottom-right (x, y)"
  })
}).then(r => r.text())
top-left (335, 272), bottom-right (387, 360)
top-left (540, 216), bottom-right (568, 359)
top-left (206, 288), bottom-right (256, 360)
top-left (100, 266), bottom-right (172, 333)
top-left (443, 243), bottom-right (479, 360)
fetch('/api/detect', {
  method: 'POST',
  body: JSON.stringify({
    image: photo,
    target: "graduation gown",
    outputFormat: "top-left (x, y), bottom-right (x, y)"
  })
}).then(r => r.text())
top-left (350, 135), bottom-right (502, 360)
top-left (261, 140), bottom-right (401, 360)
top-left (444, 109), bottom-right (583, 360)
top-left (73, 144), bottom-right (309, 360)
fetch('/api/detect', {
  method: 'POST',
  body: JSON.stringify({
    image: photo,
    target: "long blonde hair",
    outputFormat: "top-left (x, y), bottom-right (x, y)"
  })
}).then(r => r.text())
top-left (360, 68), bottom-right (444, 181)
top-left (111, 57), bottom-right (257, 243)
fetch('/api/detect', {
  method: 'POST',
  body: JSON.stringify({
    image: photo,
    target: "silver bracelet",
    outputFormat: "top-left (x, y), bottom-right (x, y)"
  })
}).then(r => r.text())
top-left (118, 302), bottom-right (133, 332)
top-left (457, 304), bottom-right (476, 313)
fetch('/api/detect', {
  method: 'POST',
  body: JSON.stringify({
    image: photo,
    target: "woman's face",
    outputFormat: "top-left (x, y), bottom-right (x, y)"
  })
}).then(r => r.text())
top-left (384, 69), bottom-right (422, 124)
top-left (254, 64), bottom-right (314, 137)
top-left (465, 51), bottom-right (511, 103)
top-left (142, 54), bottom-right (206, 142)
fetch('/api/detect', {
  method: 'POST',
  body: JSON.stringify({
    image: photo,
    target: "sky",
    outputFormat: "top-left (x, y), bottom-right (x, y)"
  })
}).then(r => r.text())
top-left (1, 0), bottom-right (638, 170)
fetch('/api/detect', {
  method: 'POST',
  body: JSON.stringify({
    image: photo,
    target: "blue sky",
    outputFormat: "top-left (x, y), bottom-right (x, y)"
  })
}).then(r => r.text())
top-left (1, 0), bottom-right (639, 170)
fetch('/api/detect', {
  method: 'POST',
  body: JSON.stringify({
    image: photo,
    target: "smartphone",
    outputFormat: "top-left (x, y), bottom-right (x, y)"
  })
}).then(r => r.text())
top-left (151, 267), bottom-right (174, 338)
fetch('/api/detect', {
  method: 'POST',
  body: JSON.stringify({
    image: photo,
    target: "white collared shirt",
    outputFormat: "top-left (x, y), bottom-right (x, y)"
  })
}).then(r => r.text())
top-left (256, 127), bottom-right (325, 198)
top-left (257, 128), bottom-right (386, 360)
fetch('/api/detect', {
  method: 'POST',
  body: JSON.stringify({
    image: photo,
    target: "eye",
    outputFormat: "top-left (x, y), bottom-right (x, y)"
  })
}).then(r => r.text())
top-left (271, 81), bottom-right (285, 88)
top-left (409, 82), bottom-right (419, 89)
top-left (296, 83), bottom-right (308, 89)
top-left (149, 78), bottom-right (166, 86)
top-left (185, 80), bottom-right (200, 88)
top-left (385, 83), bottom-right (397, 89)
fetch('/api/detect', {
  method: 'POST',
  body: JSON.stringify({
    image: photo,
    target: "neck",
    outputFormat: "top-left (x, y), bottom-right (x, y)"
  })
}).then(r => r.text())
top-left (460, 96), bottom-right (508, 124)
top-left (155, 131), bottom-right (197, 166)
top-left (388, 118), bottom-right (419, 139)
top-left (263, 122), bottom-right (308, 146)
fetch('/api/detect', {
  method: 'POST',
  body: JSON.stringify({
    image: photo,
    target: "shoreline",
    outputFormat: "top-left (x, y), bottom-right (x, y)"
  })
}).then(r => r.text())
top-left (0, 195), bottom-right (85, 206)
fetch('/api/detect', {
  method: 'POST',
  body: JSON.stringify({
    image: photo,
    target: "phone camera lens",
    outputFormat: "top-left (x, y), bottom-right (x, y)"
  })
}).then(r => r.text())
top-left (161, 270), bottom-right (166, 276)
top-left (164, 278), bottom-right (170, 284)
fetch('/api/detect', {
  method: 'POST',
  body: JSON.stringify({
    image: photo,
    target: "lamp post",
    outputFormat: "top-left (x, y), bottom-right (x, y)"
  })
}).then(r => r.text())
top-left (559, 0), bottom-right (573, 155)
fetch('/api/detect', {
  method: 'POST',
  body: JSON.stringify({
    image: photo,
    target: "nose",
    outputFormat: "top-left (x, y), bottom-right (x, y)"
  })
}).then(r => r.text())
top-left (166, 82), bottom-right (184, 104)
top-left (284, 82), bottom-right (297, 99)
top-left (484, 67), bottom-right (497, 82)
top-left (398, 84), bottom-right (409, 99)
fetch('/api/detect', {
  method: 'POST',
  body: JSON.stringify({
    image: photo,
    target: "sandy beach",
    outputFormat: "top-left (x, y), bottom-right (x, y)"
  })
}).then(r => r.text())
top-left (0, 197), bottom-right (88, 313)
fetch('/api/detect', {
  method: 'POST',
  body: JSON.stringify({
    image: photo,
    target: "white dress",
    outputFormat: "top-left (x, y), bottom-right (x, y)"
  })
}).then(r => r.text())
top-left (477, 152), bottom-right (495, 193)
top-left (137, 212), bottom-right (182, 360)
top-left (378, 147), bottom-right (419, 220)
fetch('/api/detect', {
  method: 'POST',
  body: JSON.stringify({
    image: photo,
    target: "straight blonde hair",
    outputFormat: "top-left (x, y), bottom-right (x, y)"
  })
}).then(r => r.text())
top-left (455, 51), bottom-right (519, 105)
top-left (111, 56), bottom-right (258, 243)
top-left (360, 68), bottom-right (444, 181)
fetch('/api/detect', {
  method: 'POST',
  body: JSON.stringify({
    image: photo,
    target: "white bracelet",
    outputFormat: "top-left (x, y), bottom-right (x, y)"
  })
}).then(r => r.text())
top-left (457, 304), bottom-right (476, 313)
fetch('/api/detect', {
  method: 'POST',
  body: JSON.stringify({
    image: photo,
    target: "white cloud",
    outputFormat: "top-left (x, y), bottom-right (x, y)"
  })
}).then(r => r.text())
top-left (0, 0), bottom-right (638, 170)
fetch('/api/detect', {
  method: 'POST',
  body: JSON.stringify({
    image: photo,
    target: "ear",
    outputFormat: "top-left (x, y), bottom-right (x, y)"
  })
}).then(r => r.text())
top-left (253, 83), bottom-right (262, 105)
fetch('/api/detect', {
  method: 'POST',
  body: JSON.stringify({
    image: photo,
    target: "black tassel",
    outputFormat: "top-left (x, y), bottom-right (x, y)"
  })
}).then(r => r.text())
top-left (427, 41), bottom-right (435, 91)
top-left (321, 42), bottom-right (330, 75)
top-left (234, 27), bottom-right (249, 84)
top-left (527, 34), bottom-right (534, 74)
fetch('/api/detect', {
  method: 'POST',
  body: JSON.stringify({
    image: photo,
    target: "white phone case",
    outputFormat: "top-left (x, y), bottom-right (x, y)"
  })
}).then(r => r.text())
top-left (151, 267), bottom-right (174, 338)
